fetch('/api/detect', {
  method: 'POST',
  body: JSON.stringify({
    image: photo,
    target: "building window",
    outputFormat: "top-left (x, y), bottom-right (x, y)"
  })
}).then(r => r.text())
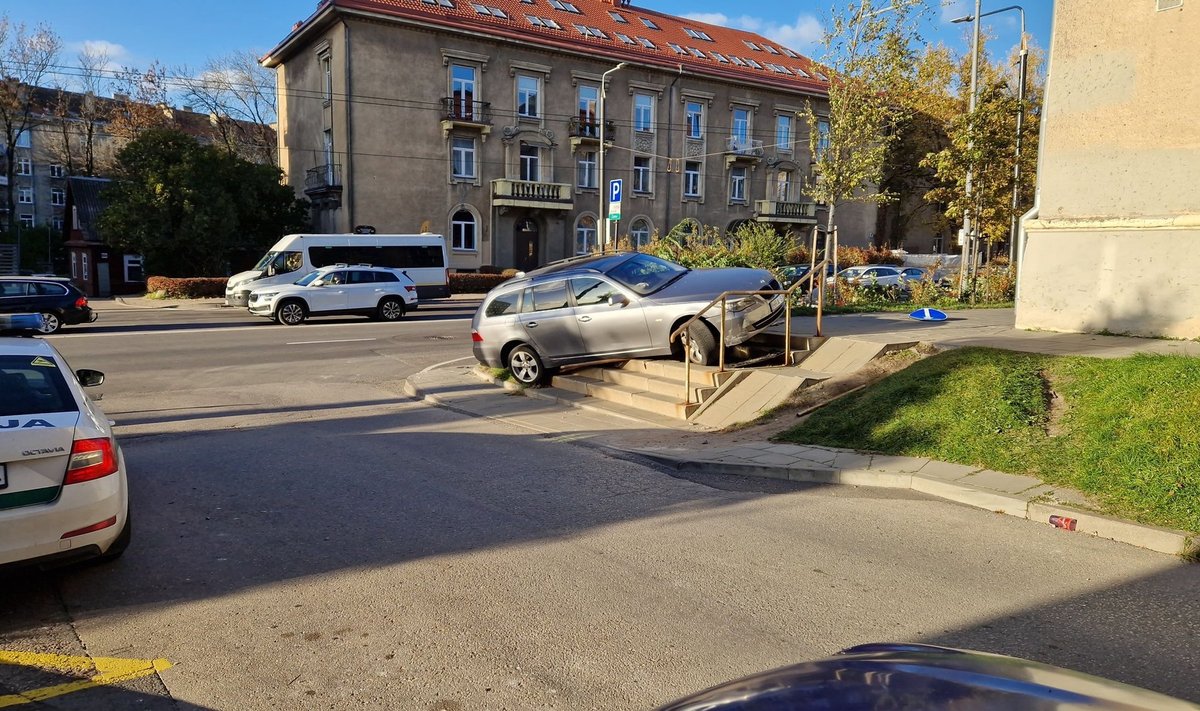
top-left (632, 156), bottom-right (652, 193)
top-left (633, 93), bottom-right (654, 133)
top-left (817, 117), bottom-right (831, 156)
top-left (16, 158), bottom-right (32, 175)
top-left (19, 213), bottom-right (34, 228)
top-left (519, 143), bottom-right (541, 181)
top-left (683, 161), bottom-right (701, 197)
top-left (776, 115), bottom-right (793, 151)
top-left (517, 74), bottom-right (539, 118)
top-left (730, 167), bottom-right (747, 202)
top-left (932, 235), bottom-right (944, 253)
top-left (451, 137), bottom-right (476, 179)
top-left (320, 53), bottom-right (333, 104)
top-left (685, 101), bottom-right (703, 139)
top-left (450, 64), bottom-right (477, 120)
top-left (630, 218), bottom-right (651, 248)
top-left (16, 129), bottom-right (31, 148)
top-left (451, 209), bottom-right (477, 251)
top-left (323, 129), bottom-right (334, 168)
top-left (732, 107), bottom-right (751, 146)
top-left (82, 252), bottom-right (90, 281)
top-left (51, 188), bottom-right (66, 206)
top-left (49, 164), bottom-right (65, 178)
top-left (18, 187), bottom-right (33, 204)
top-left (577, 150), bottom-right (597, 189)
top-left (575, 214), bottom-right (597, 255)
top-left (577, 85), bottom-right (599, 136)
top-left (71, 252), bottom-right (77, 278)
top-left (52, 216), bottom-right (64, 232)
top-left (776, 170), bottom-right (792, 202)
top-left (124, 255), bottom-right (144, 282)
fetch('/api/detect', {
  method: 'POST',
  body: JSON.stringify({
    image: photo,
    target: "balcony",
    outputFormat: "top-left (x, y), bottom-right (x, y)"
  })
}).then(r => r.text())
top-left (568, 117), bottom-right (616, 152)
top-left (491, 179), bottom-right (573, 211)
top-left (440, 98), bottom-right (493, 140)
top-left (724, 136), bottom-right (765, 167)
top-left (304, 164), bottom-right (343, 209)
top-left (754, 199), bottom-right (818, 224)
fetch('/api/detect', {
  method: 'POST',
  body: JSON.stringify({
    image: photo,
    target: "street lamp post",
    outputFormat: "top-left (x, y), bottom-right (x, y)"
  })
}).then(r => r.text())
top-left (952, 4), bottom-right (1026, 280)
top-left (598, 61), bottom-right (628, 250)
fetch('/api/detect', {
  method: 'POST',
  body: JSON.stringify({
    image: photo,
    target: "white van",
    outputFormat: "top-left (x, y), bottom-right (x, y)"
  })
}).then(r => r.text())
top-left (226, 233), bottom-right (450, 307)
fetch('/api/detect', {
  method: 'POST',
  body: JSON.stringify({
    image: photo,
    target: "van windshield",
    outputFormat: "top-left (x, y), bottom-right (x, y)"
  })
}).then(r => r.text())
top-left (253, 252), bottom-right (278, 270)
top-left (255, 251), bottom-right (303, 275)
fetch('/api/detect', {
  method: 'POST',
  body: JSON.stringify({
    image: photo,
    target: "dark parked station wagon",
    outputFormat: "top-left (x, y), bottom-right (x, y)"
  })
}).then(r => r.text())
top-left (0, 277), bottom-right (97, 334)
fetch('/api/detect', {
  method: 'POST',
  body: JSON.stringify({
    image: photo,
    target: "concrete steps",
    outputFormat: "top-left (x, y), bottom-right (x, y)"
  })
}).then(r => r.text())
top-left (550, 359), bottom-right (732, 420)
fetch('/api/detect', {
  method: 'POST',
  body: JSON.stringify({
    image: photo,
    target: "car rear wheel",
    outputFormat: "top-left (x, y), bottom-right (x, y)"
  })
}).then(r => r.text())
top-left (684, 322), bottom-right (718, 365)
top-left (37, 312), bottom-right (62, 334)
top-left (276, 300), bottom-right (307, 326)
top-left (377, 296), bottom-right (406, 321)
top-left (508, 344), bottom-right (546, 386)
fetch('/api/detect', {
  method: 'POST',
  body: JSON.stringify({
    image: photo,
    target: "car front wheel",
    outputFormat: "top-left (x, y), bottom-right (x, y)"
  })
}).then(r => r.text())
top-left (377, 296), bottom-right (406, 321)
top-left (508, 344), bottom-right (546, 386)
top-left (276, 300), bottom-right (307, 326)
top-left (37, 312), bottom-right (63, 334)
top-left (684, 322), bottom-right (718, 365)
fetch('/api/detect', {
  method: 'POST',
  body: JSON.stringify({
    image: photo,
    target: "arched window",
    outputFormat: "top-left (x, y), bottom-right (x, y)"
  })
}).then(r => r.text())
top-left (630, 218), bottom-right (652, 248)
top-left (575, 214), bottom-right (598, 255)
top-left (451, 209), bottom-right (477, 251)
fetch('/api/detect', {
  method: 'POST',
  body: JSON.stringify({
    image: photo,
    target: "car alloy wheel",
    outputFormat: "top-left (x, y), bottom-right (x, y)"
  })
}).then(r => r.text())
top-left (277, 301), bottom-right (306, 326)
top-left (37, 312), bottom-right (62, 334)
top-left (378, 297), bottom-right (405, 321)
top-left (508, 345), bottom-right (543, 385)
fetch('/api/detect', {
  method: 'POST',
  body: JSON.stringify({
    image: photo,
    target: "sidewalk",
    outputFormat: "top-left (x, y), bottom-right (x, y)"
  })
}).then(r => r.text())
top-left (404, 308), bottom-right (1200, 558)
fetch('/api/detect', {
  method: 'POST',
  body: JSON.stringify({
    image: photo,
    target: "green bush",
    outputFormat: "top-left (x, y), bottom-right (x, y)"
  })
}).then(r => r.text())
top-left (145, 276), bottom-right (228, 298)
top-left (450, 272), bottom-right (509, 293)
top-left (646, 221), bottom-right (792, 271)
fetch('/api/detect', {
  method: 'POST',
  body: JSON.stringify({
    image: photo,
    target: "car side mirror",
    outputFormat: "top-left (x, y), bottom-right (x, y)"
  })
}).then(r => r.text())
top-left (608, 293), bottom-right (629, 307)
top-left (76, 368), bottom-right (105, 387)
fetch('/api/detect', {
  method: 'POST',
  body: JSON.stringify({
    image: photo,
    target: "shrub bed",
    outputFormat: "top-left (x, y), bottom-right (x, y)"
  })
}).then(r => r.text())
top-left (145, 276), bottom-right (228, 298)
top-left (450, 272), bottom-right (510, 293)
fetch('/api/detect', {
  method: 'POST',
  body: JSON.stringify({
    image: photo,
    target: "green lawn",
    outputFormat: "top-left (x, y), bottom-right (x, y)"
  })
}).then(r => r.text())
top-left (776, 347), bottom-right (1200, 533)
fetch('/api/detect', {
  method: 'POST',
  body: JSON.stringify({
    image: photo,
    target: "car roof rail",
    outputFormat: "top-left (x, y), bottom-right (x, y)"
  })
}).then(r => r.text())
top-left (532, 249), bottom-right (629, 271)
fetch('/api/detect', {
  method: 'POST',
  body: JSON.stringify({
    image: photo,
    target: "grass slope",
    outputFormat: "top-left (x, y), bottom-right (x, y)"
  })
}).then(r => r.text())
top-left (776, 347), bottom-right (1200, 533)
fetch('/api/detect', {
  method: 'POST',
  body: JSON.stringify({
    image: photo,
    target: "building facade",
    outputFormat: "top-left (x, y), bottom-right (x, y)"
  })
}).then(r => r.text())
top-left (264, 0), bottom-right (877, 273)
top-left (1016, 0), bottom-right (1200, 338)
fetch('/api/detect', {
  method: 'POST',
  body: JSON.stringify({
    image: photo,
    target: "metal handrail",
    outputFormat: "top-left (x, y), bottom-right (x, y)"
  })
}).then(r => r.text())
top-left (669, 258), bottom-right (829, 405)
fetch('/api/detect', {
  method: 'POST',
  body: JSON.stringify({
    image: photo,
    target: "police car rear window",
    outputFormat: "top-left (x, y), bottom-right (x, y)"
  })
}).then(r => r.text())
top-left (0, 355), bottom-right (78, 417)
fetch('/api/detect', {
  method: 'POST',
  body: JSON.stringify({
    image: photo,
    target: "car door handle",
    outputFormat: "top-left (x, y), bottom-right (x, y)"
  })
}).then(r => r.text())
top-left (526, 321), bottom-right (538, 328)
top-left (578, 315), bottom-right (592, 322)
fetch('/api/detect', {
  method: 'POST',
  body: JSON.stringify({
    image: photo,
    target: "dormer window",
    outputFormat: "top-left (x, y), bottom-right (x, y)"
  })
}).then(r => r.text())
top-left (640, 17), bottom-right (660, 30)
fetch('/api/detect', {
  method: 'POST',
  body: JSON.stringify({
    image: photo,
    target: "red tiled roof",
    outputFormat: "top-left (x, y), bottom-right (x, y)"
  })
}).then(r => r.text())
top-left (267, 0), bottom-right (829, 95)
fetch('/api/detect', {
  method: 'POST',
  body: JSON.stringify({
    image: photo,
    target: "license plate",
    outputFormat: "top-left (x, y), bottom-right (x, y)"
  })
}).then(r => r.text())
top-left (0, 463), bottom-right (7, 490)
top-left (770, 294), bottom-right (785, 310)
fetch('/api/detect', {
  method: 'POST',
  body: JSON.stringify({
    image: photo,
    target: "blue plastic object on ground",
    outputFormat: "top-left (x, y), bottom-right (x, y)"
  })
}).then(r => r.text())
top-left (0, 313), bottom-right (44, 332)
top-left (910, 307), bottom-right (949, 322)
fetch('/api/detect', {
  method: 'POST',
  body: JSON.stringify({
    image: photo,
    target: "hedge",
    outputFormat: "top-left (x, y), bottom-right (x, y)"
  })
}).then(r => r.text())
top-left (450, 272), bottom-right (510, 293)
top-left (146, 276), bottom-right (229, 298)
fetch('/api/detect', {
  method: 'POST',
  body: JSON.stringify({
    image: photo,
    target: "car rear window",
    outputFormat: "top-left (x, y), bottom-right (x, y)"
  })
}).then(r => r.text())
top-left (486, 290), bottom-right (521, 317)
top-left (0, 355), bottom-right (78, 417)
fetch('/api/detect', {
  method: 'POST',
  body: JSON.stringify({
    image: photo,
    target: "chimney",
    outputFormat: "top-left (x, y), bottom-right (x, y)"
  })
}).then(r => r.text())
top-left (182, 105), bottom-right (192, 113)
top-left (113, 92), bottom-right (130, 102)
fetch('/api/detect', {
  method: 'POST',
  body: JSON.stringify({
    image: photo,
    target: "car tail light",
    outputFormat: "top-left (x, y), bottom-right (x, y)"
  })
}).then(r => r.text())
top-left (75, 296), bottom-right (88, 308)
top-left (471, 330), bottom-right (484, 342)
top-left (405, 285), bottom-right (416, 293)
top-left (64, 438), bottom-right (118, 484)
top-left (61, 516), bottom-right (117, 539)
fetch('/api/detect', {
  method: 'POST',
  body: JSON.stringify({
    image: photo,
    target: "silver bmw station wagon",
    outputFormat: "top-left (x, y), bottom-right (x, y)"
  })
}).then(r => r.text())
top-left (471, 252), bottom-right (785, 385)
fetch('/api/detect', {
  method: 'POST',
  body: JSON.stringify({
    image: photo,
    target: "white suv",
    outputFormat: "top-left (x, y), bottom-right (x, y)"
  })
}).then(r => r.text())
top-left (1, 337), bottom-right (130, 569)
top-left (248, 265), bottom-right (419, 325)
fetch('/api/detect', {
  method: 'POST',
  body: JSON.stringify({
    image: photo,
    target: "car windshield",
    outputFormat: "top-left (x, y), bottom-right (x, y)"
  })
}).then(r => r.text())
top-left (253, 251), bottom-right (279, 271)
top-left (0, 354), bottom-right (77, 417)
top-left (293, 271), bottom-right (321, 286)
top-left (604, 254), bottom-right (687, 296)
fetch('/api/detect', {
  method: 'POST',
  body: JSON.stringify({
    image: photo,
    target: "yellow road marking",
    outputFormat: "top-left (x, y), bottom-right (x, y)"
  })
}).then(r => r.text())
top-left (0, 651), bottom-right (172, 707)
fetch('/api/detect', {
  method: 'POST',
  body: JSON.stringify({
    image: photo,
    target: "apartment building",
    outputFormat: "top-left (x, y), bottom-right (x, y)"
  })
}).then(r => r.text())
top-left (1016, 0), bottom-right (1200, 338)
top-left (264, 0), bottom-right (878, 272)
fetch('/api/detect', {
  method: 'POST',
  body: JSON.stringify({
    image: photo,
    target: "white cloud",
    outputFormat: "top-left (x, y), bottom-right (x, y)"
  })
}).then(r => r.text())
top-left (940, 0), bottom-right (971, 24)
top-left (682, 12), bottom-right (824, 55)
top-left (66, 39), bottom-right (131, 64)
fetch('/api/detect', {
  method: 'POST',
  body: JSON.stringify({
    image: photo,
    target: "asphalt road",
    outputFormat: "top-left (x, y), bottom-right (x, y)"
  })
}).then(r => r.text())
top-left (1, 302), bottom-right (1198, 710)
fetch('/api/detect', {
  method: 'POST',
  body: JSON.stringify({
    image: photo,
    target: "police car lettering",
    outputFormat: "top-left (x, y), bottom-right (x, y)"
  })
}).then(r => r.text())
top-left (0, 418), bottom-right (56, 429)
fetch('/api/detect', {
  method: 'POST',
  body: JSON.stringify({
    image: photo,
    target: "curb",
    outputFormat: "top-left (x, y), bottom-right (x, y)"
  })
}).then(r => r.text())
top-left (634, 452), bottom-right (1199, 559)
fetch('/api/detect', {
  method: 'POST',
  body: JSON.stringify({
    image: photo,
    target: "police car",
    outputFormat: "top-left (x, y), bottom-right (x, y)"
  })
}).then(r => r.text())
top-left (0, 328), bottom-right (130, 569)
top-left (247, 264), bottom-right (419, 325)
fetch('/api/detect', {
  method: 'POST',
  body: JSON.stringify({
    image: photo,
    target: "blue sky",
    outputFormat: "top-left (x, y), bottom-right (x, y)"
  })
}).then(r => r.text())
top-left (4, 0), bottom-right (1052, 85)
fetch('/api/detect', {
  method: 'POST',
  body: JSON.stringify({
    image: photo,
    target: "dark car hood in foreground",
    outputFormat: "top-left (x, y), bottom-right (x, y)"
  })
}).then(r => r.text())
top-left (656, 643), bottom-right (1199, 710)
top-left (650, 267), bottom-right (774, 304)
